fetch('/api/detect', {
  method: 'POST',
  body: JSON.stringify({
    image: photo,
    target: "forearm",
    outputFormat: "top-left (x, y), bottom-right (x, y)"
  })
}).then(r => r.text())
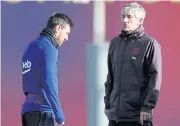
top-left (46, 90), bottom-right (65, 123)
top-left (104, 79), bottom-right (113, 109)
top-left (142, 70), bottom-right (162, 112)
top-left (141, 85), bottom-right (160, 112)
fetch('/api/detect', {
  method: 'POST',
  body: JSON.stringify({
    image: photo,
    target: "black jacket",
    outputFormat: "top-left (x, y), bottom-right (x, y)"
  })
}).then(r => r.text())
top-left (104, 25), bottom-right (162, 122)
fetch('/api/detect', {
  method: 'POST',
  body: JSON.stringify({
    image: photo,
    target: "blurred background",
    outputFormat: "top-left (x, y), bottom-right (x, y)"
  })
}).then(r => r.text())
top-left (1, 1), bottom-right (180, 126)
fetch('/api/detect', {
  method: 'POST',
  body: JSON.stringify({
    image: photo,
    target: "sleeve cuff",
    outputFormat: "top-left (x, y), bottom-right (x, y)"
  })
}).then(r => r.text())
top-left (141, 107), bottom-right (152, 113)
top-left (55, 112), bottom-right (65, 124)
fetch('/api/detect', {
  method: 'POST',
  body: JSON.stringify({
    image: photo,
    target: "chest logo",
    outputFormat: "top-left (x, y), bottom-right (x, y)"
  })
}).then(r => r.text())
top-left (132, 48), bottom-right (140, 55)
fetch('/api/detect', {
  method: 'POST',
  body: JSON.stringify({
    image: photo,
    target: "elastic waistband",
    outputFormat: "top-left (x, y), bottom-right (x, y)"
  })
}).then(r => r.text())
top-left (25, 93), bottom-right (43, 104)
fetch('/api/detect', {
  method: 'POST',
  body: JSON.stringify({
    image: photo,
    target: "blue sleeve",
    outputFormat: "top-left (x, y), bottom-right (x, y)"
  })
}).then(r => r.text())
top-left (41, 47), bottom-right (65, 124)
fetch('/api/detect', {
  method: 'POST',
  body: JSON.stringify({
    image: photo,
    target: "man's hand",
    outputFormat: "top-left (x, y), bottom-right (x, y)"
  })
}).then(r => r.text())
top-left (58, 124), bottom-right (64, 126)
top-left (58, 122), bottom-right (64, 126)
top-left (140, 111), bottom-right (151, 125)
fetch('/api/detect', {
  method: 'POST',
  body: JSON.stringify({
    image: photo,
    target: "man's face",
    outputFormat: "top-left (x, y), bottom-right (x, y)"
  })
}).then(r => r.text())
top-left (121, 11), bottom-right (142, 33)
top-left (55, 24), bottom-right (70, 46)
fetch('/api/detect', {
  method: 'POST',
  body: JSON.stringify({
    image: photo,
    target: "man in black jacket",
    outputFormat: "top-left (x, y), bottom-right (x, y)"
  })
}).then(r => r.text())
top-left (104, 2), bottom-right (162, 126)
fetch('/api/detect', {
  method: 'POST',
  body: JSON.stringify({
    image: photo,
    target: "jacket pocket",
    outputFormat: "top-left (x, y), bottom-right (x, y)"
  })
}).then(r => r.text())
top-left (109, 90), bottom-right (119, 119)
top-left (125, 90), bottom-right (141, 109)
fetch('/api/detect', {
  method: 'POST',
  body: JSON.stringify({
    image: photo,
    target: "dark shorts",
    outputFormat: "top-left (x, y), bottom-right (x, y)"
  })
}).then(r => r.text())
top-left (108, 120), bottom-right (153, 126)
top-left (22, 111), bottom-right (56, 126)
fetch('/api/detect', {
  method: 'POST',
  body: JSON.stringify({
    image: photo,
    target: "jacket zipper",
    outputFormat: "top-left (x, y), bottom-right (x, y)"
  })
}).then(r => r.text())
top-left (117, 37), bottom-right (128, 122)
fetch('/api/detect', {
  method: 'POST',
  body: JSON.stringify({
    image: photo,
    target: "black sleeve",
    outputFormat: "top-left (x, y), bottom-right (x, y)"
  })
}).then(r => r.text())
top-left (104, 41), bottom-right (114, 110)
top-left (141, 39), bottom-right (162, 113)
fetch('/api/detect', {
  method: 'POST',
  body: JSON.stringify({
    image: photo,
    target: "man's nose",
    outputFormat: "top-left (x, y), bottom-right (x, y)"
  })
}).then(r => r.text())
top-left (66, 36), bottom-right (68, 41)
top-left (123, 17), bottom-right (128, 23)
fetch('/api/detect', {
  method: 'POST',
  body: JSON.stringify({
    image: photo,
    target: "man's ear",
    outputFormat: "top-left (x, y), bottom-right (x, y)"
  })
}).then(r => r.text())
top-left (139, 18), bottom-right (144, 25)
top-left (55, 25), bottom-right (62, 32)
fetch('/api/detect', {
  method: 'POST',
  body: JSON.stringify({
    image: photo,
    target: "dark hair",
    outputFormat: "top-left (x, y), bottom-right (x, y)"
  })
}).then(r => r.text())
top-left (47, 12), bottom-right (74, 29)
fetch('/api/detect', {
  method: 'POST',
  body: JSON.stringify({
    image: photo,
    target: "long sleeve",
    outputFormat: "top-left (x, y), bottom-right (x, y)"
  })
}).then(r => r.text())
top-left (141, 40), bottom-right (162, 113)
top-left (104, 42), bottom-right (114, 110)
top-left (41, 48), bottom-right (65, 124)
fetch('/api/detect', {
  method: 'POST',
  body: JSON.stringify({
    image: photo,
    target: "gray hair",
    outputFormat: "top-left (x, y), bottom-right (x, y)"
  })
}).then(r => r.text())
top-left (121, 2), bottom-right (146, 20)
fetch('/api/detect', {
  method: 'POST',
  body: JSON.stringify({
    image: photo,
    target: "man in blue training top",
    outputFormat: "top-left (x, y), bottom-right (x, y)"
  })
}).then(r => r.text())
top-left (21, 12), bottom-right (74, 126)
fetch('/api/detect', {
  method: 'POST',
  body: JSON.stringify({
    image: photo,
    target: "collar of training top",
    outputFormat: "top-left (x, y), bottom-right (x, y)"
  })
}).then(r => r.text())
top-left (119, 25), bottom-right (145, 39)
top-left (40, 28), bottom-right (59, 48)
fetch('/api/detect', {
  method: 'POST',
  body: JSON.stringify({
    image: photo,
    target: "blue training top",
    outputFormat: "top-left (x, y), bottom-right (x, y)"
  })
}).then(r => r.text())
top-left (21, 28), bottom-right (65, 124)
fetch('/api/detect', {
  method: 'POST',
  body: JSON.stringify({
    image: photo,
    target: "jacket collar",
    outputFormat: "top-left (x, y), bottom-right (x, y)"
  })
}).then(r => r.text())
top-left (40, 28), bottom-right (59, 48)
top-left (119, 25), bottom-right (144, 39)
